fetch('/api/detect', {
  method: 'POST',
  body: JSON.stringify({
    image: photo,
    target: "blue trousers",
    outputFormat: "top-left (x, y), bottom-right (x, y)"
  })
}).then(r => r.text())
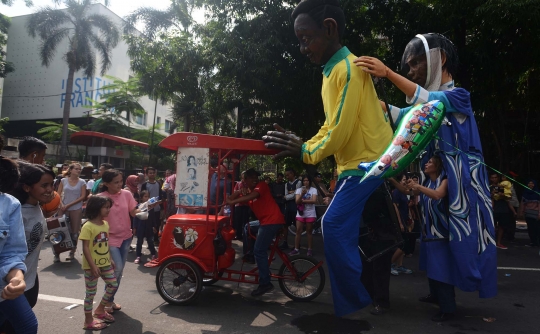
top-left (254, 224), bottom-right (283, 286)
top-left (322, 176), bottom-right (382, 316)
top-left (0, 295), bottom-right (38, 334)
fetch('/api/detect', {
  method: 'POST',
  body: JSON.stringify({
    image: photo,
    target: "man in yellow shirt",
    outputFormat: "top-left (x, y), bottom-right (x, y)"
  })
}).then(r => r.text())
top-left (263, 0), bottom-right (392, 316)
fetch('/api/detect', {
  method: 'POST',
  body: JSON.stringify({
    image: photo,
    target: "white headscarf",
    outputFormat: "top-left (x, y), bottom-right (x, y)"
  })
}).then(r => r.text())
top-left (405, 34), bottom-right (442, 105)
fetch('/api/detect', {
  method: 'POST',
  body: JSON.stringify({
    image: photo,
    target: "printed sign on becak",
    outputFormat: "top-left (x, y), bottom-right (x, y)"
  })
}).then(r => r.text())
top-left (175, 147), bottom-right (209, 207)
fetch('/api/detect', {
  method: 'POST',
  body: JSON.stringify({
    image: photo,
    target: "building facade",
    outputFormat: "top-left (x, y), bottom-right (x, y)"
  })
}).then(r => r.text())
top-left (1, 3), bottom-right (174, 143)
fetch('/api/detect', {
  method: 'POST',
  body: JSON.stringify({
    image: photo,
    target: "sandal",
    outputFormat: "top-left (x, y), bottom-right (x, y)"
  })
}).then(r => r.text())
top-left (94, 312), bottom-right (115, 323)
top-left (104, 303), bottom-right (122, 313)
top-left (83, 319), bottom-right (109, 330)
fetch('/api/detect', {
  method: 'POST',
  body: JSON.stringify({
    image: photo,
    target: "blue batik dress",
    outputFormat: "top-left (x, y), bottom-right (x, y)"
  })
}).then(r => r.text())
top-left (392, 80), bottom-right (497, 298)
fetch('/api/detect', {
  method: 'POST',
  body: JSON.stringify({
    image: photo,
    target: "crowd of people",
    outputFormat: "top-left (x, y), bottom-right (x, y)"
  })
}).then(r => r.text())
top-left (2, 1), bottom-right (540, 331)
top-left (0, 135), bottom-right (181, 331)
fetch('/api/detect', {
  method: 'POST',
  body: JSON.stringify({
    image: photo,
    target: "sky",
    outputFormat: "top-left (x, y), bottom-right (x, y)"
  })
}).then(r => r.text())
top-left (0, 0), bottom-right (205, 23)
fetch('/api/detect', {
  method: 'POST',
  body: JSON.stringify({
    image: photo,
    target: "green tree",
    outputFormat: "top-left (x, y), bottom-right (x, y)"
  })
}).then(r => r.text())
top-left (26, 0), bottom-right (119, 163)
top-left (125, 32), bottom-right (212, 133)
top-left (124, 0), bottom-right (202, 37)
top-left (36, 120), bottom-right (82, 142)
top-left (0, 117), bottom-right (8, 133)
top-left (97, 75), bottom-right (146, 136)
top-left (0, 14), bottom-right (14, 78)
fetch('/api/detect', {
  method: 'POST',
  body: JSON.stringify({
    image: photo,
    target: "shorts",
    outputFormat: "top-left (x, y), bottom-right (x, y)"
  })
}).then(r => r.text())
top-left (494, 212), bottom-right (513, 228)
top-left (296, 217), bottom-right (316, 223)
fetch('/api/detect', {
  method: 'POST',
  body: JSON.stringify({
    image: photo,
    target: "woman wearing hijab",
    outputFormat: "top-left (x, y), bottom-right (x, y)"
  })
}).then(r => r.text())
top-left (519, 180), bottom-right (540, 247)
top-left (124, 175), bottom-right (139, 201)
top-left (355, 33), bottom-right (497, 319)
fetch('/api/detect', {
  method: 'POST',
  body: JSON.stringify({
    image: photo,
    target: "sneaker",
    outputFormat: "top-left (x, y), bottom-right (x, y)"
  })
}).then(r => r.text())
top-left (251, 283), bottom-right (274, 297)
top-left (418, 294), bottom-right (438, 304)
top-left (288, 249), bottom-right (299, 256)
top-left (53, 255), bottom-right (60, 263)
top-left (370, 305), bottom-right (384, 316)
top-left (496, 244), bottom-right (508, 250)
top-left (279, 242), bottom-right (289, 250)
top-left (396, 266), bottom-right (413, 274)
top-left (307, 249), bottom-right (313, 257)
top-left (134, 257), bottom-right (140, 264)
top-left (390, 268), bottom-right (399, 276)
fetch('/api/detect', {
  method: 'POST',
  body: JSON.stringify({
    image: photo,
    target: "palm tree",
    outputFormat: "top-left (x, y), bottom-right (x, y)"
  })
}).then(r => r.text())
top-left (124, 0), bottom-right (201, 37)
top-left (97, 75), bottom-right (146, 137)
top-left (26, 0), bottom-right (119, 163)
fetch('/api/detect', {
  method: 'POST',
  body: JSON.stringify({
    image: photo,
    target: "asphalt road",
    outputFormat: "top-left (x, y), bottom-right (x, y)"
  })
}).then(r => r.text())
top-left (32, 228), bottom-right (540, 334)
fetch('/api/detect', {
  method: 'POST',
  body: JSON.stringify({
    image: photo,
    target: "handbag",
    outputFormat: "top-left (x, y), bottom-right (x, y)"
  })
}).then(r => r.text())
top-left (297, 204), bottom-right (305, 216)
top-left (524, 208), bottom-right (539, 220)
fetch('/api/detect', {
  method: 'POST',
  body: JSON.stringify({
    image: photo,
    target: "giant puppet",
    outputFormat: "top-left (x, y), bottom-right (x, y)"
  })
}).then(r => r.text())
top-left (355, 33), bottom-right (497, 317)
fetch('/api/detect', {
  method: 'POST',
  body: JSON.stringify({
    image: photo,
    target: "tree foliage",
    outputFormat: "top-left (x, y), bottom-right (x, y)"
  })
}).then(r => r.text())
top-left (36, 120), bottom-right (81, 142)
top-left (95, 75), bottom-right (146, 135)
top-left (124, 0), bottom-right (540, 179)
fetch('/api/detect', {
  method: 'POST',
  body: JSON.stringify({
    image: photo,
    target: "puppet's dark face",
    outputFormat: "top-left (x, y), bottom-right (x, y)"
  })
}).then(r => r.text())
top-left (405, 53), bottom-right (428, 87)
top-left (294, 14), bottom-right (333, 65)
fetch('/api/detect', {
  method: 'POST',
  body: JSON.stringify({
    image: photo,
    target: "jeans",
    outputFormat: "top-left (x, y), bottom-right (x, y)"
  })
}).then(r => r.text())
top-left (0, 295), bottom-right (38, 334)
top-left (254, 224), bottom-right (282, 286)
top-left (109, 237), bottom-right (132, 303)
top-left (1, 276), bottom-right (39, 334)
top-left (243, 221), bottom-right (260, 255)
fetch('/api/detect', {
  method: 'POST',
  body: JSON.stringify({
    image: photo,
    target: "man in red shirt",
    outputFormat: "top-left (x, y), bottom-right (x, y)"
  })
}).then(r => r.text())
top-left (226, 168), bottom-right (284, 296)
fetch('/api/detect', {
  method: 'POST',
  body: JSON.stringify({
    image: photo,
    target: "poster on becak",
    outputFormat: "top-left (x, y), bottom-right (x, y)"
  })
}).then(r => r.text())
top-left (175, 147), bottom-right (209, 207)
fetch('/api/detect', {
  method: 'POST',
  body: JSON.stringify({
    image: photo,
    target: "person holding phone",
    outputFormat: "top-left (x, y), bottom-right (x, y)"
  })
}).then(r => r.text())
top-left (289, 175), bottom-right (318, 257)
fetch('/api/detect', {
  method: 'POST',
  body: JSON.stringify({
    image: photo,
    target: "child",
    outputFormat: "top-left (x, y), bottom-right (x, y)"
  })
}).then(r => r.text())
top-left (2, 162), bottom-right (54, 334)
top-left (0, 155), bottom-right (38, 334)
top-left (140, 167), bottom-right (163, 245)
top-left (79, 196), bottom-right (118, 330)
top-left (133, 191), bottom-right (157, 264)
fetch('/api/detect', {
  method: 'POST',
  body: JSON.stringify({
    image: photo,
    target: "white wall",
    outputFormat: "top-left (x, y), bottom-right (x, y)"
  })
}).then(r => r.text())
top-left (2, 3), bottom-right (172, 136)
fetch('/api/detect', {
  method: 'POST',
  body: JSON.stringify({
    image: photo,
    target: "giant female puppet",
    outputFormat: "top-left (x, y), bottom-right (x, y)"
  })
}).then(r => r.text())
top-left (355, 33), bottom-right (497, 319)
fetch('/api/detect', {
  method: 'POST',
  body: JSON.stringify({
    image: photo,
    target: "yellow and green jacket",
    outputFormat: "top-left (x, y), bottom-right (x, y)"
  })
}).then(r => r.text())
top-left (301, 46), bottom-right (392, 180)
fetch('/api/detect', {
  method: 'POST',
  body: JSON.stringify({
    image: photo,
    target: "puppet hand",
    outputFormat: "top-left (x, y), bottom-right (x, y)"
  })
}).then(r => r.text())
top-left (353, 56), bottom-right (390, 78)
top-left (262, 123), bottom-right (303, 160)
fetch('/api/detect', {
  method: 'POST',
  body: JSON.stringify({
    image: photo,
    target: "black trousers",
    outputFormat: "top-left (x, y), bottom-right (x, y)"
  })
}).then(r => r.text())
top-left (525, 217), bottom-right (540, 246)
top-left (285, 200), bottom-right (297, 226)
top-left (428, 278), bottom-right (456, 313)
top-left (149, 210), bottom-right (161, 242)
top-left (360, 242), bottom-right (393, 308)
top-left (234, 205), bottom-right (251, 239)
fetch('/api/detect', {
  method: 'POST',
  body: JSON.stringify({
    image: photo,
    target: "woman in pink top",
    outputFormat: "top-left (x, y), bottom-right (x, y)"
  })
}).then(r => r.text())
top-left (98, 169), bottom-right (139, 313)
